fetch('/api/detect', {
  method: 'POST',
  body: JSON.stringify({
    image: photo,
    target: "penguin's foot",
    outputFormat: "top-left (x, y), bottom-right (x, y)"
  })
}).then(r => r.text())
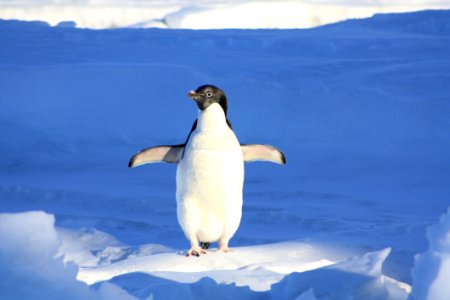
top-left (217, 246), bottom-right (233, 253)
top-left (186, 247), bottom-right (206, 257)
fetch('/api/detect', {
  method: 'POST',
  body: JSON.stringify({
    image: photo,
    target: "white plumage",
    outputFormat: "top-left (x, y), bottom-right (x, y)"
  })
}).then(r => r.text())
top-left (176, 103), bottom-right (244, 254)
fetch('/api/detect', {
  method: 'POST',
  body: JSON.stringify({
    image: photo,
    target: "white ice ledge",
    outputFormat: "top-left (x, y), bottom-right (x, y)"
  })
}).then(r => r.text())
top-left (0, 1), bottom-right (450, 29)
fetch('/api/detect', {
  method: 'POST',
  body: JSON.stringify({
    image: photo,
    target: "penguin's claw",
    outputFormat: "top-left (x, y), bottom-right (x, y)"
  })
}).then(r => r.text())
top-left (217, 247), bottom-right (233, 253)
top-left (186, 248), bottom-right (206, 257)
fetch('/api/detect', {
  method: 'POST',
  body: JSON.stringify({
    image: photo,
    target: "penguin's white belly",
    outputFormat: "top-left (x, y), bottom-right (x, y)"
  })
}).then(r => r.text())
top-left (176, 129), bottom-right (244, 244)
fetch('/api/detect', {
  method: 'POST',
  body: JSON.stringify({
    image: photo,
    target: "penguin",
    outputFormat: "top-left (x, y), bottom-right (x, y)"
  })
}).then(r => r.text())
top-left (129, 85), bottom-right (286, 257)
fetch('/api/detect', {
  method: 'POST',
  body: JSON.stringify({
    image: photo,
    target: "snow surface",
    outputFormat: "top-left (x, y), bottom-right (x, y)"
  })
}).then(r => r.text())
top-left (1, 0), bottom-right (450, 29)
top-left (1, 9), bottom-right (450, 299)
top-left (0, 211), bottom-right (409, 299)
top-left (409, 208), bottom-right (450, 300)
top-left (0, 211), bottom-right (134, 299)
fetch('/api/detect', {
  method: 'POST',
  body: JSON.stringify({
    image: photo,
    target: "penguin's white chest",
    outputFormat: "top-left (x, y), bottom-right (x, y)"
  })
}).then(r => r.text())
top-left (176, 104), bottom-right (244, 244)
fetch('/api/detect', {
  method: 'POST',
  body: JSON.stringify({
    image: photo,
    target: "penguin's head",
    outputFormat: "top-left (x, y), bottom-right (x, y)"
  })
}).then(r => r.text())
top-left (188, 85), bottom-right (228, 115)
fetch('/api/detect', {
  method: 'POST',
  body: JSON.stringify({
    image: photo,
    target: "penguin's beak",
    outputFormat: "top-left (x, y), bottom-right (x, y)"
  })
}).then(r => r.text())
top-left (188, 90), bottom-right (198, 100)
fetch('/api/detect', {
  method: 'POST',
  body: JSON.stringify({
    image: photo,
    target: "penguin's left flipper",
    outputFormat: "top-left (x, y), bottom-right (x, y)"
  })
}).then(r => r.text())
top-left (128, 145), bottom-right (184, 168)
top-left (241, 144), bottom-right (286, 165)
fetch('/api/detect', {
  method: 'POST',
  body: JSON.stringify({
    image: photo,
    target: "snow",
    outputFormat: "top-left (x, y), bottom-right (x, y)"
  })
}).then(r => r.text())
top-left (0, 211), bottom-right (134, 299)
top-left (76, 241), bottom-right (336, 289)
top-left (0, 211), bottom-right (409, 299)
top-left (1, 8), bottom-right (450, 299)
top-left (1, 0), bottom-right (450, 29)
top-left (269, 248), bottom-right (409, 299)
top-left (161, 2), bottom-right (450, 30)
top-left (409, 208), bottom-right (450, 300)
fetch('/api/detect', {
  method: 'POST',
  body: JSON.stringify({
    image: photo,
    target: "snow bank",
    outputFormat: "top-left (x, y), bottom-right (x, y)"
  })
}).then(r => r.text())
top-left (0, 0), bottom-right (449, 29)
top-left (0, 1), bottom-right (178, 29)
top-left (0, 212), bottom-right (410, 299)
top-left (326, 9), bottom-right (450, 36)
top-left (77, 241), bottom-right (336, 290)
top-left (409, 207), bottom-right (450, 300)
top-left (0, 211), bottom-right (134, 299)
top-left (270, 248), bottom-right (410, 299)
top-left (162, 2), bottom-right (450, 30)
top-left (75, 243), bottom-right (409, 299)
top-left (57, 227), bottom-right (125, 268)
top-left (1, 8), bottom-right (450, 299)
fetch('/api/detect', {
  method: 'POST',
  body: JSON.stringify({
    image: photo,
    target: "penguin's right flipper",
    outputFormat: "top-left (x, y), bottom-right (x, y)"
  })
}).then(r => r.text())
top-left (241, 144), bottom-right (286, 165)
top-left (128, 145), bottom-right (184, 168)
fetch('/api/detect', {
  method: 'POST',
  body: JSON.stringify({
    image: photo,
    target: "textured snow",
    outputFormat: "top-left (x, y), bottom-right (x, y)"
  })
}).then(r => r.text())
top-left (161, 2), bottom-right (450, 30)
top-left (409, 208), bottom-right (450, 300)
top-left (0, 211), bottom-right (409, 299)
top-left (0, 211), bottom-right (135, 299)
top-left (1, 9), bottom-right (450, 299)
top-left (1, 0), bottom-right (450, 29)
top-left (76, 241), bottom-right (335, 289)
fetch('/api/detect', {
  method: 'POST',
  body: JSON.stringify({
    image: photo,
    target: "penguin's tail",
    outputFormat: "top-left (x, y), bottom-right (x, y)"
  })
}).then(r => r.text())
top-left (200, 242), bottom-right (211, 250)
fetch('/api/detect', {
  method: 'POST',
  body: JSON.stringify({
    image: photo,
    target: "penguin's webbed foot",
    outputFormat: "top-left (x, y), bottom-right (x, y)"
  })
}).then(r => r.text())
top-left (186, 247), bottom-right (206, 257)
top-left (217, 244), bottom-right (233, 253)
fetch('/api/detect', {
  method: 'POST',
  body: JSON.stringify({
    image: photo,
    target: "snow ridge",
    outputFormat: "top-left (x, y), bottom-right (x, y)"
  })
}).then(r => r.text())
top-left (0, 211), bottom-right (134, 299)
top-left (1, 9), bottom-right (450, 300)
top-left (1, 0), bottom-right (450, 29)
top-left (410, 207), bottom-right (450, 300)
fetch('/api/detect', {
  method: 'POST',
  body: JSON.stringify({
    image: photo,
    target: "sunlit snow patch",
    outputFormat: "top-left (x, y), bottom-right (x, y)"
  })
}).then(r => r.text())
top-left (1, 0), bottom-right (450, 29)
top-left (0, 210), bottom-right (412, 299)
top-left (71, 233), bottom-right (410, 299)
top-left (0, 211), bottom-right (135, 300)
top-left (76, 241), bottom-right (335, 291)
top-left (410, 207), bottom-right (450, 300)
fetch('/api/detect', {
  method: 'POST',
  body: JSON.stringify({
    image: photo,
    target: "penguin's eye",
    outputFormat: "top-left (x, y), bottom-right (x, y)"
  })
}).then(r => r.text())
top-left (206, 91), bottom-right (213, 98)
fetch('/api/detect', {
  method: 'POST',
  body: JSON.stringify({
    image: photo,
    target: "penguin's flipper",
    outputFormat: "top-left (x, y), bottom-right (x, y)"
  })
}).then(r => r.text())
top-left (129, 145), bottom-right (184, 168)
top-left (241, 144), bottom-right (286, 165)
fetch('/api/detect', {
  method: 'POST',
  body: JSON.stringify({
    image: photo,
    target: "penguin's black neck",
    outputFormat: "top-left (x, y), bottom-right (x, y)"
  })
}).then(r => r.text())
top-left (219, 97), bottom-right (228, 116)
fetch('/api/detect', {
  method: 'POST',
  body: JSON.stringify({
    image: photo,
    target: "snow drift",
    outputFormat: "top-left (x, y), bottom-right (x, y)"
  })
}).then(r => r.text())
top-left (0, 211), bottom-right (410, 299)
top-left (1, 0), bottom-right (450, 29)
top-left (410, 207), bottom-right (450, 300)
top-left (0, 211), bottom-right (134, 299)
top-left (1, 9), bottom-right (450, 300)
top-left (161, 2), bottom-right (450, 30)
